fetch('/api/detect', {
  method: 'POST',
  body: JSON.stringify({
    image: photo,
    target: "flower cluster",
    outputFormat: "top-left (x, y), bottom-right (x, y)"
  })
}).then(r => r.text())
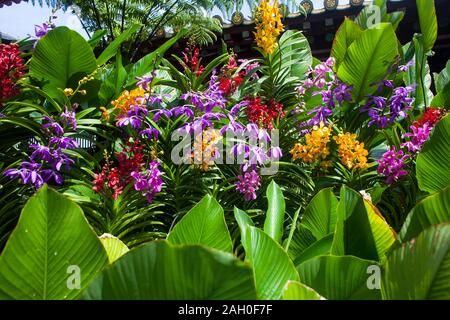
top-left (378, 108), bottom-right (445, 184)
top-left (334, 133), bottom-right (369, 170)
top-left (377, 147), bottom-right (409, 184)
top-left (93, 139), bottom-right (145, 199)
top-left (401, 107), bottom-right (445, 154)
top-left (363, 84), bottom-right (414, 128)
top-left (246, 97), bottom-right (285, 130)
top-left (111, 87), bottom-right (148, 116)
top-left (0, 44), bottom-right (25, 105)
top-left (296, 58), bottom-right (352, 128)
top-left (181, 70), bottom-right (227, 113)
top-left (218, 55), bottom-right (245, 96)
top-left (182, 46), bottom-right (205, 76)
top-left (236, 170), bottom-right (261, 201)
top-left (131, 161), bottom-right (164, 203)
top-left (290, 122), bottom-right (332, 168)
top-left (192, 129), bottom-right (222, 172)
top-left (4, 108), bottom-right (78, 189)
top-left (254, 0), bottom-right (284, 55)
top-left (413, 107), bottom-right (444, 129)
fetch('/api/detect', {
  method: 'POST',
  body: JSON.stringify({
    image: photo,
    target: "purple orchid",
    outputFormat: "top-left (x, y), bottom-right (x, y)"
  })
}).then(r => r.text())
top-left (377, 147), bottom-right (409, 184)
top-left (235, 170), bottom-right (261, 201)
top-left (401, 123), bottom-right (432, 154)
top-left (60, 107), bottom-right (77, 131)
top-left (131, 161), bottom-right (164, 203)
top-left (307, 106), bottom-right (333, 126)
top-left (42, 116), bottom-right (64, 136)
top-left (140, 127), bottom-right (159, 140)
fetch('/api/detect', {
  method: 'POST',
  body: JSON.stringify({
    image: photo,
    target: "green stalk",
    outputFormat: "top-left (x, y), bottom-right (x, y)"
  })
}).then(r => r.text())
top-left (284, 206), bottom-right (302, 252)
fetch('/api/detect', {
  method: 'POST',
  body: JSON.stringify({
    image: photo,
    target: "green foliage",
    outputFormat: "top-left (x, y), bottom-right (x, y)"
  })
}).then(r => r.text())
top-left (282, 281), bottom-right (324, 300)
top-left (416, 115), bottom-right (450, 193)
top-left (84, 241), bottom-right (257, 300)
top-left (416, 0), bottom-right (438, 53)
top-left (264, 180), bottom-right (285, 243)
top-left (400, 186), bottom-right (450, 242)
top-left (0, 185), bottom-right (108, 300)
top-left (331, 186), bottom-right (395, 262)
top-left (382, 223), bottom-right (450, 300)
top-left (331, 18), bottom-right (363, 70)
top-left (298, 255), bottom-right (381, 300)
top-left (240, 226), bottom-right (299, 300)
top-left (336, 23), bottom-right (399, 102)
top-left (258, 30), bottom-right (312, 105)
top-left (29, 27), bottom-right (98, 103)
top-left (99, 233), bottom-right (130, 263)
top-left (167, 195), bottom-right (233, 253)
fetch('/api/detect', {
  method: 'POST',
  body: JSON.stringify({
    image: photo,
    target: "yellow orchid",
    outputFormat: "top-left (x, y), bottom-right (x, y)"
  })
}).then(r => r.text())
top-left (254, 0), bottom-right (284, 55)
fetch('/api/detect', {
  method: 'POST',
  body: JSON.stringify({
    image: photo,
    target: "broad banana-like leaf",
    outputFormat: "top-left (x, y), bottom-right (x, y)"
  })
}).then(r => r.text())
top-left (416, 115), bottom-right (450, 193)
top-left (84, 241), bottom-right (257, 300)
top-left (0, 185), bottom-right (108, 300)
top-left (242, 226), bottom-right (299, 300)
top-left (282, 281), bottom-right (324, 300)
top-left (298, 255), bottom-right (381, 300)
top-left (167, 195), bottom-right (233, 253)
top-left (331, 186), bottom-right (396, 261)
top-left (29, 27), bottom-right (97, 103)
top-left (99, 234), bottom-right (129, 264)
top-left (400, 186), bottom-right (450, 242)
top-left (337, 23), bottom-right (399, 102)
top-left (264, 180), bottom-right (285, 243)
top-left (382, 223), bottom-right (450, 300)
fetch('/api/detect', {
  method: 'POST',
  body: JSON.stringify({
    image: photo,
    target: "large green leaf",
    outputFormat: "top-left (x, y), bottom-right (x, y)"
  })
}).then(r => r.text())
top-left (399, 186), bottom-right (450, 242)
top-left (382, 223), bottom-right (450, 300)
top-left (282, 281), bottom-right (324, 300)
top-left (331, 186), bottom-right (396, 261)
top-left (403, 36), bottom-right (434, 109)
top-left (416, 0), bottom-right (438, 52)
top-left (337, 23), bottom-right (399, 101)
top-left (301, 188), bottom-right (338, 240)
top-left (355, 0), bottom-right (404, 31)
top-left (29, 27), bottom-right (97, 102)
top-left (416, 115), bottom-right (450, 193)
top-left (298, 255), bottom-right (381, 300)
top-left (434, 60), bottom-right (450, 93)
top-left (98, 52), bottom-right (128, 104)
top-left (288, 188), bottom-right (337, 265)
top-left (430, 82), bottom-right (450, 108)
top-left (234, 207), bottom-right (254, 246)
top-left (167, 195), bottom-right (232, 253)
top-left (0, 185), bottom-right (108, 300)
top-left (84, 241), bottom-right (257, 300)
top-left (88, 29), bottom-right (107, 48)
top-left (331, 18), bottom-right (363, 69)
top-left (242, 226), bottom-right (299, 300)
top-left (125, 29), bottom-right (188, 87)
top-left (271, 30), bottom-right (312, 81)
top-left (287, 224), bottom-right (317, 261)
top-left (96, 24), bottom-right (141, 66)
top-left (293, 234), bottom-right (334, 267)
top-left (264, 180), bottom-right (285, 243)
top-left (99, 234), bottom-right (129, 264)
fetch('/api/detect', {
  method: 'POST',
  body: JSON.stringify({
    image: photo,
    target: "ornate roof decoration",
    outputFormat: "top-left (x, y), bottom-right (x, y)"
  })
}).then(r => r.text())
top-left (212, 0), bottom-right (407, 28)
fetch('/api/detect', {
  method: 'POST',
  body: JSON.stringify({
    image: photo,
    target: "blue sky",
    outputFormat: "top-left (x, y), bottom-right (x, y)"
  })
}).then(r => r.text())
top-left (0, 0), bottom-right (328, 40)
top-left (0, 2), bottom-right (87, 40)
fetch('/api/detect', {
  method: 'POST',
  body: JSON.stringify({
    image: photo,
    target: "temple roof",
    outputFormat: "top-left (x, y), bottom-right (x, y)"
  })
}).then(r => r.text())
top-left (211, 0), bottom-right (409, 27)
